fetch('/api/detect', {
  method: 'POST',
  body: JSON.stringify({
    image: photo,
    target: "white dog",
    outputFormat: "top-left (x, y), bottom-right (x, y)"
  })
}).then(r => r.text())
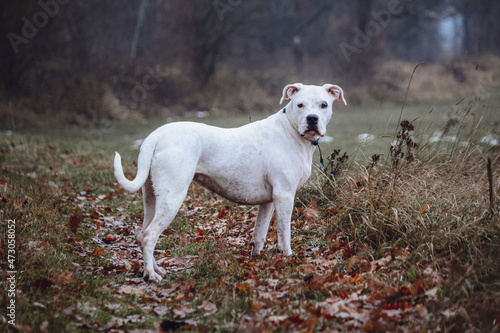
top-left (114, 83), bottom-right (347, 282)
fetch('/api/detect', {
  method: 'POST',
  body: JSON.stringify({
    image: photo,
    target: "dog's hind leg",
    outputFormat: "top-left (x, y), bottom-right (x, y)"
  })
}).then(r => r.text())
top-left (138, 159), bottom-right (196, 282)
top-left (139, 190), bottom-right (187, 282)
top-left (141, 175), bottom-right (168, 277)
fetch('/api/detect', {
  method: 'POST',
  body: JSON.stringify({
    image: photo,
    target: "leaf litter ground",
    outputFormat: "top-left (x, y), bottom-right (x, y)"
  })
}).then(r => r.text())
top-left (62, 179), bottom-right (452, 332)
top-left (1, 134), bottom-right (491, 332)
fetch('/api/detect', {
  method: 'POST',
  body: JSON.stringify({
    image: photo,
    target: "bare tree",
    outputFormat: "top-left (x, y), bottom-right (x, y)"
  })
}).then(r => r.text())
top-left (130, 0), bottom-right (149, 59)
top-left (451, 0), bottom-right (499, 56)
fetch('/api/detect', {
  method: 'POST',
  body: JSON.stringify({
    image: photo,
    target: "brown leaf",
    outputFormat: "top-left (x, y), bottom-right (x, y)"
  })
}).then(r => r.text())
top-left (301, 201), bottom-right (321, 219)
top-left (51, 270), bottom-right (77, 286)
top-left (347, 255), bottom-right (371, 274)
top-left (370, 255), bottom-right (392, 271)
top-left (13, 199), bottom-right (24, 210)
top-left (103, 234), bottom-right (118, 243)
top-left (119, 285), bottom-right (144, 295)
top-left (92, 248), bottom-right (105, 257)
top-left (198, 300), bottom-right (217, 313)
top-left (419, 203), bottom-right (431, 213)
top-left (69, 215), bottom-right (81, 234)
top-left (305, 274), bottom-right (325, 289)
top-left (152, 306), bottom-right (170, 317)
top-left (173, 304), bottom-right (195, 319)
top-left (367, 277), bottom-right (398, 299)
top-left (156, 255), bottom-right (198, 272)
top-left (367, 277), bottom-right (385, 291)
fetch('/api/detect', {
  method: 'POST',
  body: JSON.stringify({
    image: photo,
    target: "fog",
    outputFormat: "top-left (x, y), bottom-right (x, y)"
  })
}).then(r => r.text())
top-left (1, 0), bottom-right (499, 128)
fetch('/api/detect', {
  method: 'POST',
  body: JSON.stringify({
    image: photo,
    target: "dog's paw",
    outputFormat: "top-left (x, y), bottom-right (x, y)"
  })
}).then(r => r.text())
top-left (251, 247), bottom-right (261, 256)
top-left (277, 247), bottom-right (293, 256)
top-left (250, 240), bottom-right (264, 256)
top-left (144, 270), bottom-right (163, 283)
top-left (154, 265), bottom-right (167, 277)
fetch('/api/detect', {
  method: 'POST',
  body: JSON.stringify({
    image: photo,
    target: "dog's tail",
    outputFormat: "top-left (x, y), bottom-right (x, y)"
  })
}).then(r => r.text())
top-left (114, 136), bottom-right (156, 192)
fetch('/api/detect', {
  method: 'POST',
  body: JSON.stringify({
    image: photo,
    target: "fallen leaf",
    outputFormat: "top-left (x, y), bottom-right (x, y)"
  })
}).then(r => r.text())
top-left (419, 203), bottom-right (431, 213)
top-left (105, 303), bottom-right (122, 311)
top-left (198, 300), bottom-right (217, 313)
top-left (424, 286), bottom-right (439, 300)
top-left (236, 282), bottom-right (250, 293)
top-left (173, 304), bottom-right (195, 319)
top-left (157, 255), bottom-right (198, 272)
top-left (13, 199), bottom-right (24, 210)
top-left (305, 274), bottom-right (325, 289)
top-left (302, 201), bottom-right (321, 219)
top-left (51, 270), bottom-right (77, 286)
top-left (152, 306), bottom-right (170, 317)
top-left (383, 308), bottom-right (403, 318)
top-left (103, 234), bottom-right (118, 243)
top-left (347, 255), bottom-right (371, 274)
top-left (370, 255), bottom-right (392, 271)
top-left (69, 215), bottom-right (81, 234)
top-left (119, 285), bottom-right (144, 296)
top-left (268, 315), bottom-right (288, 323)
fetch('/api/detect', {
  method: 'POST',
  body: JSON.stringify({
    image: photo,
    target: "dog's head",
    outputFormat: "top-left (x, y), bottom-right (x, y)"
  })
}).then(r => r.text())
top-left (280, 83), bottom-right (347, 140)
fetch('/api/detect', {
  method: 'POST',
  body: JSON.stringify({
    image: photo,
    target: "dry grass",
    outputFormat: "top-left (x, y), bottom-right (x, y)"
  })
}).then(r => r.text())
top-left (1, 111), bottom-right (499, 331)
top-left (297, 116), bottom-right (500, 330)
top-left (343, 55), bottom-right (500, 106)
top-left (317, 146), bottom-right (499, 264)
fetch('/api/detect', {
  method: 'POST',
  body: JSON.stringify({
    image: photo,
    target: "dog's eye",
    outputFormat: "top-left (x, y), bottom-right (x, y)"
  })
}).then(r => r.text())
top-left (297, 103), bottom-right (304, 108)
top-left (321, 101), bottom-right (328, 109)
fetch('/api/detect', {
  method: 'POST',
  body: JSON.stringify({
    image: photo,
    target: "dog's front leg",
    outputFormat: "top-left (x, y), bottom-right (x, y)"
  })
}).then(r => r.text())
top-left (250, 202), bottom-right (274, 256)
top-left (273, 192), bottom-right (295, 255)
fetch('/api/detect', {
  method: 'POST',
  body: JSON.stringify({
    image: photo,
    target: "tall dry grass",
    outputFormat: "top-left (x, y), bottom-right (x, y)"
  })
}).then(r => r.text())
top-left (298, 106), bottom-right (500, 328)
top-left (317, 143), bottom-right (499, 269)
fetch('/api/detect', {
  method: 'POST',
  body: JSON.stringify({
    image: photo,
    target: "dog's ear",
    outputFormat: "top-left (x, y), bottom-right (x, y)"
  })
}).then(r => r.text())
top-left (323, 84), bottom-right (347, 105)
top-left (280, 83), bottom-right (304, 104)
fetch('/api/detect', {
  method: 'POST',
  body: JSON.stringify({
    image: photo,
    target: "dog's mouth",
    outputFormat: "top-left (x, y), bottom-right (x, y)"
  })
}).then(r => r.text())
top-left (301, 128), bottom-right (323, 137)
top-left (301, 124), bottom-right (325, 137)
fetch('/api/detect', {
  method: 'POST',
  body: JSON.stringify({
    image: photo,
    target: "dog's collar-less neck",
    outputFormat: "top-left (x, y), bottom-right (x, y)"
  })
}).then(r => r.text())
top-left (281, 107), bottom-right (324, 169)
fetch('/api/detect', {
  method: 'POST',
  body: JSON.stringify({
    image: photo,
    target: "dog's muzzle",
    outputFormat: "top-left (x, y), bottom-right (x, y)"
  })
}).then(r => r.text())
top-left (304, 114), bottom-right (320, 136)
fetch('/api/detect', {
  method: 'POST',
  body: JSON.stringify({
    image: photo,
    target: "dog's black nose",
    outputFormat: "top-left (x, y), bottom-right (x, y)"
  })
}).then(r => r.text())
top-left (306, 114), bottom-right (319, 124)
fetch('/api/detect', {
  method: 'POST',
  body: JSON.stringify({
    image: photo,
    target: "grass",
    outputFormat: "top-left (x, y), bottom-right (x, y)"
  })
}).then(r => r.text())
top-left (1, 95), bottom-right (499, 331)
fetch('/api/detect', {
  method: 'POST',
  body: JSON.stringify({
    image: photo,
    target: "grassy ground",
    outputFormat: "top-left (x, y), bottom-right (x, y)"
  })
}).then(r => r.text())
top-left (1, 97), bottom-right (499, 332)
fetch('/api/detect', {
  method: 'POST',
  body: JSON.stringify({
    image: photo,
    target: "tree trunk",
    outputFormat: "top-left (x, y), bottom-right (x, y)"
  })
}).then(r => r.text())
top-left (131, 0), bottom-right (149, 59)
